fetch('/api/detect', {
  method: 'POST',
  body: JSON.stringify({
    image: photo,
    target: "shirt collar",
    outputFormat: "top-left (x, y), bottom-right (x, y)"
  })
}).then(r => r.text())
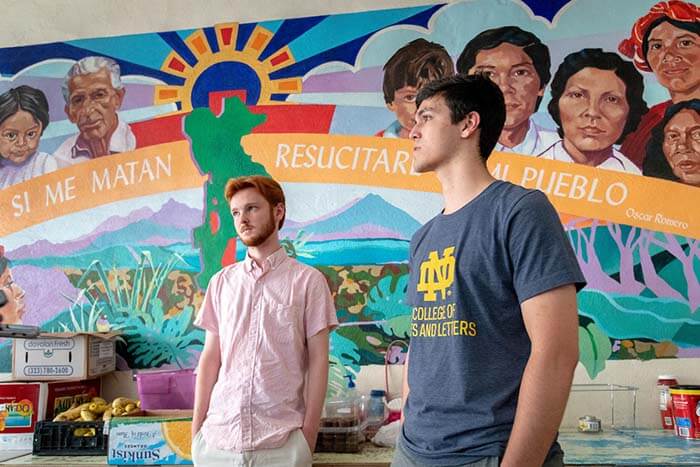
top-left (243, 247), bottom-right (288, 273)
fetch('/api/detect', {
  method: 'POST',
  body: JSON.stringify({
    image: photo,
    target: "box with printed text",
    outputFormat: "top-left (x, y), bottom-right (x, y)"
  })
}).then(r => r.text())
top-left (12, 332), bottom-right (118, 381)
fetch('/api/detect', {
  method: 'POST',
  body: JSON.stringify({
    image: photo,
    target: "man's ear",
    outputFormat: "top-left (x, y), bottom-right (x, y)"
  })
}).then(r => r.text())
top-left (386, 101), bottom-right (396, 113)
top-left (114, 88), bottom-right (126, 110)
top-left (274, 203), bottom-right (285, 226)
top-left (65, 104), bottom-right (76, 123)
top-left (460, 111), bottom-right (480, 139)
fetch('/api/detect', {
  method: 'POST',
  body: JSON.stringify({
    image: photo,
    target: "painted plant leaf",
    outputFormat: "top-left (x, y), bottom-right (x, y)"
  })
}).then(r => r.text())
top-left (578, 290), bottom-right (700, 345)
top-left (579, 322), bottom-right (612, 379)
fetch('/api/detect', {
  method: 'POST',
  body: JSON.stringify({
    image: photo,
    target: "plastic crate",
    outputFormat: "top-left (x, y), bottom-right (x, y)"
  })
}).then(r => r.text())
top-left (135, 368), bottom-right (195, 410)
top-left (33, 420), bottom-right (108, 456)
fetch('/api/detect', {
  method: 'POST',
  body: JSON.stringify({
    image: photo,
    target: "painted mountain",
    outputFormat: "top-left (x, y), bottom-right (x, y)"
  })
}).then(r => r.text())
top-left (9, 199), bottom-right (203, 270)
top-left (8, 193), bottom-right (421, 270)
top-left (281, 194), bottom-right (421, 241)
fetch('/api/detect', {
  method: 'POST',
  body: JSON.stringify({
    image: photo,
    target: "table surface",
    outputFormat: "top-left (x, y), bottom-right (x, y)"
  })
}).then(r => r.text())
top-left (2, 429), bottom-right (698, 466)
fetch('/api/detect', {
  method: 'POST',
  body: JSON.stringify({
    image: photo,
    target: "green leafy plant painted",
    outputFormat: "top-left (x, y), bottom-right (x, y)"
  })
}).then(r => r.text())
top-left (578, 322), bottom-right (613, 379)
top-left (365, 274), bottom-right (411, 338)
top-left (73, 251), bottom-right (204, 369)
top-left (281, 230), bottom-right (315, 259)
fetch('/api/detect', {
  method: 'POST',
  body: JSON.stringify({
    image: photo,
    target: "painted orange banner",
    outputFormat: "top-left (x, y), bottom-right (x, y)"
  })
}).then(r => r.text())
top-left (243, 133), bottom-right (700, 238)
top-left (0, 141), bottom-right (205, 236)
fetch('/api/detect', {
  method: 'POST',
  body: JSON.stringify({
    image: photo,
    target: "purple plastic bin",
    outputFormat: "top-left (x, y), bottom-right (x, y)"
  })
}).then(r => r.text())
top-left (135, 368), bottom-right (195, 410)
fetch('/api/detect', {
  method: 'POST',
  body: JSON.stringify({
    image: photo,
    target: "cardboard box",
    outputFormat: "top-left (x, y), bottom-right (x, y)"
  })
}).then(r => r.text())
top-left (0, 382), bottom-right (47, 450)
top-left (0, 378), bottom-right (101, 450)
top-left (45, 377), bottom-right (101, 419)
top-left (108, 410), bottom-right (193, 465)
top-left (12, 332), bottom-right (118, 381)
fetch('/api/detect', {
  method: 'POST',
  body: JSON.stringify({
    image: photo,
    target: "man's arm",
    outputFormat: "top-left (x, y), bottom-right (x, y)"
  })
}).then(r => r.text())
top-left (192, 330), bottom-right (221, 438)
top-left (400, 350), bottom-right (409, 423)
top-left (500, 284), bottom-right (579, 467)
top-left (302, 328), bottom-right (330, 451)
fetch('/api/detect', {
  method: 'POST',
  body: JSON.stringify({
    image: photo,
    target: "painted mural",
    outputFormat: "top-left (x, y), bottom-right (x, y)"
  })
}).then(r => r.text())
top-left (0, 0), bottom-right (698, 390)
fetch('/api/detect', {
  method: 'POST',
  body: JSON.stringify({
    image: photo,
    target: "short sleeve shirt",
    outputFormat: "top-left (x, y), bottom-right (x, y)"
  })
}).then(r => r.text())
top-left (401, 181), bottom-right (586, 465)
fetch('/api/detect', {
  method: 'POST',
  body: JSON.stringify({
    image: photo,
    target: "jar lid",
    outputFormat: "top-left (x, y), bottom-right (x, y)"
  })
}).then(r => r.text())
top-left (370, 389), bottom-right (386, 397)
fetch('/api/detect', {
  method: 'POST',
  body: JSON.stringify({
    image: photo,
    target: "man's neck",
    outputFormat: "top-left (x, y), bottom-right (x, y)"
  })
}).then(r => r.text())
top-left (436, 152), bottom-right (496, 215)
top-left (247, 236), bottom-right (283, 266)
top-left (498, 119), bottom-right (530, 149)
top-left (562, 139), bottom-right (612, 167)
top-left (670, 84), bottom-right (700, 104)
top-left (78, 121), bottom-right (119, 158)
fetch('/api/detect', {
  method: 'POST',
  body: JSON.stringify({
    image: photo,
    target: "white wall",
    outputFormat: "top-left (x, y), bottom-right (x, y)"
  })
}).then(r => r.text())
top-left (358, 359), bottom-right (700, 429)
top-left (0, 0), bottom-right (442, 47)
top-left (3, 0), bottom-right (699, 430)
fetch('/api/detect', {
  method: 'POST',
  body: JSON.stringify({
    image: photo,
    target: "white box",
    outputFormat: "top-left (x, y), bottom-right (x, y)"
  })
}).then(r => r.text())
top-left (12, 333), bottom-right (118, 381)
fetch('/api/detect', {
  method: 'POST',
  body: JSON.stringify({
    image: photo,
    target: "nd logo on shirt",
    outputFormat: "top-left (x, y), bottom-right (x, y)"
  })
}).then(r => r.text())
top-left (412, 246), bottom-right (477, 338)
top-left (417, 246), bottom-right (455, 302)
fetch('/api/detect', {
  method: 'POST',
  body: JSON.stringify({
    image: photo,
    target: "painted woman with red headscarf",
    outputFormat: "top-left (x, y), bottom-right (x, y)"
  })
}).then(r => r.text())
top-left (618, 1), bottom-right (700, 168)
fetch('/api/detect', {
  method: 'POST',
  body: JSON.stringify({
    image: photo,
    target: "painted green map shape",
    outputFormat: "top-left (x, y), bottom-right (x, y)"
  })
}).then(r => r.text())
top-left (184, 97), bottom-right (269, 287)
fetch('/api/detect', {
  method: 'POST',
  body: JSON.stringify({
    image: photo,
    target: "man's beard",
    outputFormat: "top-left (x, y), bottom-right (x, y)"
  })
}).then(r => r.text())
top-left (239, 214), bottom-right (277, 247)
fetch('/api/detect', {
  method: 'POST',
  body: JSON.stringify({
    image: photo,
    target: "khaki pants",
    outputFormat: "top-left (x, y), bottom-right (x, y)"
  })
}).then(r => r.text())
top-left (192, 429), bottom-right (313, 467)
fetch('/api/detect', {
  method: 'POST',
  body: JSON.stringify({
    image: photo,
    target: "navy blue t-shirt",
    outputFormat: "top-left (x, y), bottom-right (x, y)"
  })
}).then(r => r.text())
top-left (401, 181), bottom-right (586, 465)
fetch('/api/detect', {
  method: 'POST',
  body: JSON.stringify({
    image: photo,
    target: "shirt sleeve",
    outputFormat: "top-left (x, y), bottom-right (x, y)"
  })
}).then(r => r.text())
top-left (304, 269), bottom-right (339, 338)
top-left (506, 191), bottom-right (586, 303)
top-left (194, 272), bottom-right (221, 335)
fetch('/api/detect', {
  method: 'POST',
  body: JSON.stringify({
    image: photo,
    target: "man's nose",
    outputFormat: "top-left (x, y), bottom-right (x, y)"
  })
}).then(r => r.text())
top-left (409, 123), bottom-right (420, 140)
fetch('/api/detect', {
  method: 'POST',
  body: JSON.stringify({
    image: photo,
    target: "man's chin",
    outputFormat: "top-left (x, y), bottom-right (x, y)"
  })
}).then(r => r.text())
top-left (78, 127), bottom-right (109, 140)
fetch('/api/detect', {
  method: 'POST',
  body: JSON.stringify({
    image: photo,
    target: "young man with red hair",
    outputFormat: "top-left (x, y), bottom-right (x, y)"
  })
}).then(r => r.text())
top-left (192, 176), bottom-right (337, 467)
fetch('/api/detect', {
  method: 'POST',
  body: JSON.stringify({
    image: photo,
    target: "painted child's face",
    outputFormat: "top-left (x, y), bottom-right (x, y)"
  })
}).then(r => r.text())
top-left (387, 85), bottom-right (419, 136)
top-left (0, 110), bottom-right (42, 165)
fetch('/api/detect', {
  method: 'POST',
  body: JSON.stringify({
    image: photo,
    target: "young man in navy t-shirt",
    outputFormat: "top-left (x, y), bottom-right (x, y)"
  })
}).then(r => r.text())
top-left (393, 75), bottom-right (586, 467)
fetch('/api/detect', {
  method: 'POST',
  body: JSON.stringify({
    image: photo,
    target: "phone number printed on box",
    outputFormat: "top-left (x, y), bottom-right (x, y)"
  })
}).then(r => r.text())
top-left (24, 365), bottom-right (74, 377)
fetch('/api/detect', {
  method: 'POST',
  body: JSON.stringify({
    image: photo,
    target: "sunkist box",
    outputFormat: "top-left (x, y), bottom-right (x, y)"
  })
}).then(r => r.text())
top-left (0, 378), bottom-right (102, 450)
top-left (12, 332), bottom-right (118, 381)
top-left (108, 410), bottom-right (193, 465)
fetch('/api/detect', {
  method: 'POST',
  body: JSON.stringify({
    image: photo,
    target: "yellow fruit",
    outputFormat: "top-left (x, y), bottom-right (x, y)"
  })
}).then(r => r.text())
top-left (161, 421), bottom-right (192, 460)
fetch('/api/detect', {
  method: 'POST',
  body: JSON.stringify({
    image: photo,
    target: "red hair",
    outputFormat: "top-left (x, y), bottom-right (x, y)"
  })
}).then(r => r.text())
top-left (224, 176), bottom-right (286, 229)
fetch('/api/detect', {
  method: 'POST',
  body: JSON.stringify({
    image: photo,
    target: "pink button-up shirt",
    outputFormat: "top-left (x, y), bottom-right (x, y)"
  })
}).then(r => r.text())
top-left (194, 248), bottom-right (338, 452)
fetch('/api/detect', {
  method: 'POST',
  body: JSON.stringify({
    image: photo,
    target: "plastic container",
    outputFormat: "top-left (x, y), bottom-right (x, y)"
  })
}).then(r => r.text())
top-left (657, 375), bottom-right (678, 430)
top-left (134, 368), bottom-right (195, 410)
top-left (670, 385), bottom-right (700, 440)
top-left (315, 417), bottom-right (365, 453)
top-left (365, 389), bottom-right (387, 439)
top-left (33, 420), bottom-right (108, 456)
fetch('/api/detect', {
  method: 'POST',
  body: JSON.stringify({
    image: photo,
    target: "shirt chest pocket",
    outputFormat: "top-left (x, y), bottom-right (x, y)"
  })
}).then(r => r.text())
top-left (263, 300), bottom-right (303, 345)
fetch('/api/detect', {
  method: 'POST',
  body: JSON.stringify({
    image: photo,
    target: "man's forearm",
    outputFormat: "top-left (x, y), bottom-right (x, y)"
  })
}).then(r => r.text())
top-left (192, 360), bottom-right (220, 437)
top-left (400, 351), bottom-right (409, 422)
top-left (501, 350), bottom-right (577, 467)
top-left (303, 332), bottom-right (330, 449)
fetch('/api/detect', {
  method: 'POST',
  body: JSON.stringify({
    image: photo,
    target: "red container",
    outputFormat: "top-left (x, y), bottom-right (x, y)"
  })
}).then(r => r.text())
top-left (670, 385), bottom-right (700, 440)
top-left (657, 375), bottom-right (678, 430)
top-left (134, 368), bottom-right (195, 410)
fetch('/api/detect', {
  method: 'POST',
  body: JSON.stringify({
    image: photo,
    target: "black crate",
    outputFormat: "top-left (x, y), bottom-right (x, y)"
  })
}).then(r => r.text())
top-left (33, 421), bottom-right (108, 456)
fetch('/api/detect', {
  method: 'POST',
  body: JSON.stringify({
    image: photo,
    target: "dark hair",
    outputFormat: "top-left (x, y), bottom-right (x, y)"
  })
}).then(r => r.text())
top-left (643, 99), bottom-right (700, 181)
top-left (456, 26), bottom-right (551, 111)
top-left (416, 74), bottom-right (506, 161)
top-left (382, 39), bottom-right (454, 104)
top-left (548, 48), bottom-right (648, 143)
top-left (0, 86), bottom-right (50, 134)
top-left (642, 17), bottom-right (700, 67)
top-left (224, 175), bottom-right (286, 229)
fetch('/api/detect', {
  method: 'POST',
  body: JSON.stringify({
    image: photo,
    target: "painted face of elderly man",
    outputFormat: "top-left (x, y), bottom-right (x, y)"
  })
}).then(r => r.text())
top-left (54, 56), bottom-right (135, 165)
